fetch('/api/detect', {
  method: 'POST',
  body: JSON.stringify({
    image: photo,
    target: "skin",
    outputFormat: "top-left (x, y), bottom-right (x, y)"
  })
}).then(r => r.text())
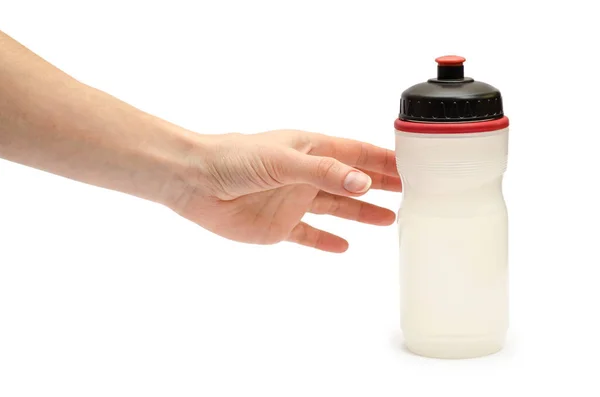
top-left (0, 30), bottom-right (401, 253)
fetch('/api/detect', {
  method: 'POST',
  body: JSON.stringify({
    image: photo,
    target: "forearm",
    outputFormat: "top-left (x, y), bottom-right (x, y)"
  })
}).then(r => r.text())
top-left (0, 31), bottom-right (202, 206)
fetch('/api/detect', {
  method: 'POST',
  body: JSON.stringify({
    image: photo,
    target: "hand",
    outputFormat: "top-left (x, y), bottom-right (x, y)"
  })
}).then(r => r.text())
top-left (170, 130), bottom-right (401, 253)
top-left (0, 32), bottom-right (400, 254)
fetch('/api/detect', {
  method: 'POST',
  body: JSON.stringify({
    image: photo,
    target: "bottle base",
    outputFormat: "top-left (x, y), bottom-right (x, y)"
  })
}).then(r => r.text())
top-left (404, 333), bottom-right (505, 359)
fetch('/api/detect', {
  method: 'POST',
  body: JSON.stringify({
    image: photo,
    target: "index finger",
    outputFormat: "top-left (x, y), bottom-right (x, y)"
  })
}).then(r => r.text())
top-left (307, 133), bottom-right (399, 176)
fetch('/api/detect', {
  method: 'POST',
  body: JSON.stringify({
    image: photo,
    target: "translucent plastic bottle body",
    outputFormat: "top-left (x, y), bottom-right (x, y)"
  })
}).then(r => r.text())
top-left (395, 127), bottom-right (509, 359)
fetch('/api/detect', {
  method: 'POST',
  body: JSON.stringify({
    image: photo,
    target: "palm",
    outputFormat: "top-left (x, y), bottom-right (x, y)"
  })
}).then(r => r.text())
top-left (204, 184), bottom-right (320, 245)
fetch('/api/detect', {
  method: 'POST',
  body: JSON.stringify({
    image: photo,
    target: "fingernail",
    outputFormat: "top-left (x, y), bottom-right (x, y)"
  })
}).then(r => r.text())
top-left (343, 171), bottom-right (372, 193)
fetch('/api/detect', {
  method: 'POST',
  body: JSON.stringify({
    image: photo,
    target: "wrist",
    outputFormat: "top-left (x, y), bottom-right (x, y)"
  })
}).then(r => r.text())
top-left (154, 124), bottom-right (217, 211)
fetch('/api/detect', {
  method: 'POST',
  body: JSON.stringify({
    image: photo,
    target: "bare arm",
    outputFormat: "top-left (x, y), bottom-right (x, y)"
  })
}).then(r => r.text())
top-left (0, 30), bottom-right (200, 206)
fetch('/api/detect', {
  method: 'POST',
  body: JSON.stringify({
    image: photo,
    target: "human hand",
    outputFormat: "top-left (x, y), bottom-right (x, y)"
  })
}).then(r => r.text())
top-left (0, 32), bottom-right (399, 253)
top-left (169, 130), bottom-right (401, 253)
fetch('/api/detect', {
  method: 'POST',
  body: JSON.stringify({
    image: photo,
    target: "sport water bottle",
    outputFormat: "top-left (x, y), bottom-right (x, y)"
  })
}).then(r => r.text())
top-left (394, 55), bottom-right (509, 358)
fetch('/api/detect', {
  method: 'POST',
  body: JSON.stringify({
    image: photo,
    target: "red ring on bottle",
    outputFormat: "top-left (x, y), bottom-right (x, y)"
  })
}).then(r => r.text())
top-left (394, 116), bottom-right (509, 134)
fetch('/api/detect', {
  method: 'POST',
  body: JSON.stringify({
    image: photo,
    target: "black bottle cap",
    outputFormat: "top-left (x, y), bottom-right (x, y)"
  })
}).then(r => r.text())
top-left (399, 56), bottom-right (504, 123)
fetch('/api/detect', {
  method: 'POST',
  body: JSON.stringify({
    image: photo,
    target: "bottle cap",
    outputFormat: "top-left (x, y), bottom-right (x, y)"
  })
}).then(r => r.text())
top-left (398, 55), bottom-right (504, 123)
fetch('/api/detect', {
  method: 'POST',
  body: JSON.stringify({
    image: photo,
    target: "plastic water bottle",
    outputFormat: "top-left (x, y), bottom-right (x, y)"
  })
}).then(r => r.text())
top-left (394, 55), bottom-right (509, 358)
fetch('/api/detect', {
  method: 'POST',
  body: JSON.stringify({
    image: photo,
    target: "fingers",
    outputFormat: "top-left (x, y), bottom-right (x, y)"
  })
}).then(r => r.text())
top-left (307, 133), bottom-right (399, 177)
top-left (282, 150), bottom-right (373, 197)
top-left (286, 222), bottom-right (349, 253)
top-left (360, 170), bottom-right (402, 192)
top-left (309, 191), bottom-right (396, 225)
top-left (276, 150), bottom-right (401, 197)
top-left (286, 192), bottom-right (396, 252)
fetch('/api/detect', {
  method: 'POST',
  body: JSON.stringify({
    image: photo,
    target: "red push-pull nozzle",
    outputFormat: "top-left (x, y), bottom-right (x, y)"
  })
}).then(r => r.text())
top-left (435, 55), bottom-right (466, 66)
top-left (435, 55), bottom-right (466, 79)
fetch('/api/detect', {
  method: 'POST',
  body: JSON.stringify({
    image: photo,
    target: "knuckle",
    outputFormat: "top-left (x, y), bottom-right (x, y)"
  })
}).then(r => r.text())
top-left (328, 195), bottom-right (342, 215)
top-left (252, 146), bottom-right (286, 186)
top-left (293, 132), bottom-right (313, 154)
top-left (315, 157), bottom-right (337, 179)
top-left (258, 147), bottom-right (288, 185)
top-left (379, 174), bottom-right (388, 188)
top-left (355, 201), bottom-right (366, 221)
top-left (293, 222), bottom-right (309, 242)
top-left (356, 143), bottom-right (369, 166)
top-left (311, 198), bottom-right (327, 214)
top-left (383, 150), bottom-right (391, 174)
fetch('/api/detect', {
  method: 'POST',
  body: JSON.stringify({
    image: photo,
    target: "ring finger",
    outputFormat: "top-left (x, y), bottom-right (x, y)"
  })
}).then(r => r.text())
top-left (309, 191), bottom-right (396, 225)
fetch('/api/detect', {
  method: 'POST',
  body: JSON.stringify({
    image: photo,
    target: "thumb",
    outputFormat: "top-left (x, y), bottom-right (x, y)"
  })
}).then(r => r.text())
top-left (286, 151), bottom-right (372, 196)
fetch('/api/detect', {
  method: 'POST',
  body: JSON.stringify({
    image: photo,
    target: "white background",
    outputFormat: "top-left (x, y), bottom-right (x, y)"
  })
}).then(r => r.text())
top-left (1, 1), bottom-right (599, 396)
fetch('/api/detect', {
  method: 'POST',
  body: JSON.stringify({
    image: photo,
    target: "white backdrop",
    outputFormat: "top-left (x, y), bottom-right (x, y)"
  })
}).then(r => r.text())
top-left (1, 1), bottom-right (598, 396)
